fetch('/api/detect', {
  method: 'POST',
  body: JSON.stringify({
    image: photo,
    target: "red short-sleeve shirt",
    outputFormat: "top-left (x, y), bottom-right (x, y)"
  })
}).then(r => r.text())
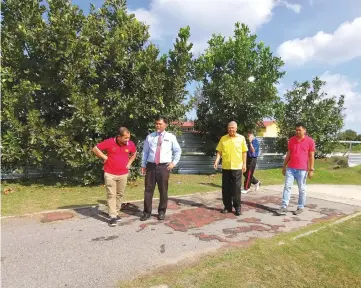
top-left (288, 136), bottom-right (315, 171)
top-left (97, 138), bottom-right (137, 175)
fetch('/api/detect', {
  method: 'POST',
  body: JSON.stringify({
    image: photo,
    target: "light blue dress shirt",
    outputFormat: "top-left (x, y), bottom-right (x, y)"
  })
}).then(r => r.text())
top-left (141, 131), bottom-right (182, 168)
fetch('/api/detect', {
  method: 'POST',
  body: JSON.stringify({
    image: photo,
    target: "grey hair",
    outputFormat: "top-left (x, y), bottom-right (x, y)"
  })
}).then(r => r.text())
top-left (228, 121), bottom-right (238, 127)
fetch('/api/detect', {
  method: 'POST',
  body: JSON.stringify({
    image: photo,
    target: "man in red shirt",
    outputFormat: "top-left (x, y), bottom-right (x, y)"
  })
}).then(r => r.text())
top-left (92, 127), bottom-right (137, 227)
top-left (276, 122), bottom-right (315, 216)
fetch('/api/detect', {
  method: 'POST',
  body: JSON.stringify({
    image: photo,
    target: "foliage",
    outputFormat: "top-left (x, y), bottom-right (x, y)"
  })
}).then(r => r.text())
top-left (194, 23), bottom-right (285, 154)
top-left (328, 156), bottom-right (349, 170)
top-left (1, 0), bottom-right (195, 184)
top-left (275, 78), bottom-right (345, 157)
top-left (338, 129), bottom-right (359, 141)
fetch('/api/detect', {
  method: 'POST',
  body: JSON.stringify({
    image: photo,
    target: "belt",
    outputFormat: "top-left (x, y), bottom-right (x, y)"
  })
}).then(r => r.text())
top-left (147, 162), bottom-right (167, 165)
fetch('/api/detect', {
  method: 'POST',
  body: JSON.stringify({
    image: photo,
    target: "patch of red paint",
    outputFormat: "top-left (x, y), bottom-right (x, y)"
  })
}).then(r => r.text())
top-left (250, 224), bottom-right (272, 232)
top-left (167, 200), bottom-right (181, 210)
top-left (165, 207), bottom-right (236, 232)
top-left (136, 222), bottom-right (159, 232)
top-left (41, 212), bottom-right (74, 223)
top-left (193, 233), bottom-right (228, 243)
top-left (283, 218), bottom-right (291, 222)
top-left (269, 224), bottom-right (286, 231)
top-left (242, 217), bottom-right (261, 223)
top-left (223, 226), bottom-right (253, 234)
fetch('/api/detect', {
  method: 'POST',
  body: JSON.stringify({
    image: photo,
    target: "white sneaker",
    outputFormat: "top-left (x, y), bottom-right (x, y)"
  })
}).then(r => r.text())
top-left (255, 181), bottom-right (261, 192)
top-left (241, 189), bottom-right (249, 194)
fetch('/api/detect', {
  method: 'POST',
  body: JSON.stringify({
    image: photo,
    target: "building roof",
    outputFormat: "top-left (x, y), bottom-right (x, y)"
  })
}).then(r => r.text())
top-left (262, 120), bottom-right (276, 127)
top-left (172, 121), bottom-right (195, 128)
top-left (172, 120), bottom-right (276, 128)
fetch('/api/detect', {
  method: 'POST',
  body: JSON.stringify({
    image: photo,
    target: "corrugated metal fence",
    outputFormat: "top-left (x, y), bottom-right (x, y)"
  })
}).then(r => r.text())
top-left (174, 132), bottom-right (284, 174)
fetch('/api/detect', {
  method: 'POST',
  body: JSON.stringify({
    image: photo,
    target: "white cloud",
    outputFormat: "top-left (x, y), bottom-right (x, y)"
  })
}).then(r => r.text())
top-left (277, 17), bottom-right (361, 66)
top-left (320, 71), bottom-right (361, 132)
top-left (279, 1), bottom-right (301, 13)
top-left (130, 0), bottom-right (302, 53)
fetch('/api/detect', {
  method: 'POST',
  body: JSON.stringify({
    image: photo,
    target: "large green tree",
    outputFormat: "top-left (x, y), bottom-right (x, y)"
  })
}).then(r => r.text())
top-left (275, 78), bottom-right (345, 156)
top-left (338, 129), bottom-right (358, 141)
top-left (1, 0), bottom-right (194, 184)
top-left (194, 23), bottom-right (285, 153)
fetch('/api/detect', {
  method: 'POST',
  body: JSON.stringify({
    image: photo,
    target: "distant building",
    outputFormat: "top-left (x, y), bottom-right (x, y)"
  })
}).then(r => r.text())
top-left (172, 120), bottom-right (278, 137)
top-left (171, 121), bottom-right (196, 132)
top-left (257, 120), bottom-right (278, 137)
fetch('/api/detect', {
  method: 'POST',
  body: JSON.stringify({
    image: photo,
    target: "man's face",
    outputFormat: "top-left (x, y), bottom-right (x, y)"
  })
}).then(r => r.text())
top-left (117, 132), bottom-right (130, 145)
top-left (228, 124), bottom-right (237, 136)
top-left (295, 126), bottom-right (306, 137)
top-left (155, 120), bottom-right (167, 133)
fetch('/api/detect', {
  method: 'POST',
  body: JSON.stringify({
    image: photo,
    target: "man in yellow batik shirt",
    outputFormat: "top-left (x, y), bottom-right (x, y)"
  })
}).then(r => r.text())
top-left (214, 121), bottom-right (248, 216)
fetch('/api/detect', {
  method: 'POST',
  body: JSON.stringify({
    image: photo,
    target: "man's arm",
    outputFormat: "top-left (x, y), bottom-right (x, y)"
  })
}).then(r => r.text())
top-left (172, 136), bottom-right (182, 165)
top-left (308, 151), bottom-right (315, 170)
top-left (282, 150), bottom-right (291, 175)
top-left (92, 146), bottom-right (108, 162)
top-left (214, 151), bottom-right (222, 169)
top-left (126, 152), bottom-right (137, 169)
top-left (242, 152), bottom-right (247, 172)
top-left (249, 142), bottom-right (255, 153)
top-left (308, 151), bottom-right (315, 179)
top-left (141, 137), bottom-right (150, 175)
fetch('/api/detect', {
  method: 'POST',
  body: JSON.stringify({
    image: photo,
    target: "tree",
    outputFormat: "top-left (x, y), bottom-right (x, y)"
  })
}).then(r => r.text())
top-left (338, 129), bottom-right (358, 141)
top-left (275, 78), bottom-right (345, 157)
top-left (194, 23), bottom-right (284, 153)
top-left (1, 0), bottom-right (195, 184)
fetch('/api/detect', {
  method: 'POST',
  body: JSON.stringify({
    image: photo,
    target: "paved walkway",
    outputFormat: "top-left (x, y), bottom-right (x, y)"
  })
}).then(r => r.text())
top-left (1, 185), bottom-right (361, 288)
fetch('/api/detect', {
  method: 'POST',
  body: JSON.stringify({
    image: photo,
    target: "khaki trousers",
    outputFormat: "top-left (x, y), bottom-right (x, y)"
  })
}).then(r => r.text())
top-left (104, 172), bottom-right (128, 218)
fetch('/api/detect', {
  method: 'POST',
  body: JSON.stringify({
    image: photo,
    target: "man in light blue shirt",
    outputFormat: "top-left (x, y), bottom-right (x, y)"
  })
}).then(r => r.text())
top-left (140, 116), bottom-right (182, 221)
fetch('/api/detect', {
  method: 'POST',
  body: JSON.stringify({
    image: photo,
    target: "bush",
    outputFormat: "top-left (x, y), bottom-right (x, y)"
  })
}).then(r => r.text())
top-left (328, 156), bottom-right (349, 170)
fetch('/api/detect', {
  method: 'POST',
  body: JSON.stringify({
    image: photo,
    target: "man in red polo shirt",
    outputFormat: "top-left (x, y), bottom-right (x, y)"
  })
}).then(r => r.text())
top-left (276, 122), bottom-right (315, 216)
top-left (92, 127), bottom-right (137, 227)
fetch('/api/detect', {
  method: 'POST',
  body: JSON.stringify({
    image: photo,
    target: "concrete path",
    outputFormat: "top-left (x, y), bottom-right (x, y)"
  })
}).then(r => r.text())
top-left (1, 185), bottom-right (361, 288)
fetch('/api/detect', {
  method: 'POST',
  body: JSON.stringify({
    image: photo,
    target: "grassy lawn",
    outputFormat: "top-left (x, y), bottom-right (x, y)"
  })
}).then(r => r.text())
top-left (1, 159), bottom-right (360, 216)
top-left (120, 215), bottom-right (361, 288)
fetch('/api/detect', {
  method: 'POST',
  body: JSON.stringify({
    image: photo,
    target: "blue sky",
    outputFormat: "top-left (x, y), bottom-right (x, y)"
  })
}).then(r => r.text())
top-left (72, 0), bottom-right (361, 132)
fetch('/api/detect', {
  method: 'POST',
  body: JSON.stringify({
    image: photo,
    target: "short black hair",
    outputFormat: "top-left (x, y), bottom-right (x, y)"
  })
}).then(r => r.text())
top-left (118, 127), bottom-right (130, 136)
top-left (155, 115), bottom-right (168, 124)
top-left (295, 122), bottom-right (306, 129)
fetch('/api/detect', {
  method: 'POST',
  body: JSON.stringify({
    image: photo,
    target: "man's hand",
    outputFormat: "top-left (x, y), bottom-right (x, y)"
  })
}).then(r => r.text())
top-left (242, 163), bottom-right (247, 173)
top-left (248, 134), bottom-right (254, 142)
top-left (308, 170), bottom-right (314, 179)
top-left (126, 162), bottom-right (131, 169)
top-left (213, 161), bottom-right (218, 170)
top-left (103, 156), bottom-right (108, 163)
top-left (167, 162), bottom-right (175, 171)
top-left (141, 167), bottom-right (146, 175)
top-left (282, 166), bottom-right (286, 176)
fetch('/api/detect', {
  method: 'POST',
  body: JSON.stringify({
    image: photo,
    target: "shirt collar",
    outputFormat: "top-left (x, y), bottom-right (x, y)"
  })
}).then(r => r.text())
top-left (157, 131), bottom-right (166, 137)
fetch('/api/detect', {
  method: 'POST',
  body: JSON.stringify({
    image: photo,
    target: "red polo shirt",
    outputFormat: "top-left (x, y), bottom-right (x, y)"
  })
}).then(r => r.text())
top-left (97, 138), bottom-right (136, 175)
top-left (288, 136), bottom-right (315, 171)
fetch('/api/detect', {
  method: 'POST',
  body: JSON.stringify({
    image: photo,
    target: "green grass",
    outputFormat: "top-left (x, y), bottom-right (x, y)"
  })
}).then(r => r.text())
top-left (1, 159), bottom-right (360, 216)
top-left (119, 215), bottom-right (361, 288)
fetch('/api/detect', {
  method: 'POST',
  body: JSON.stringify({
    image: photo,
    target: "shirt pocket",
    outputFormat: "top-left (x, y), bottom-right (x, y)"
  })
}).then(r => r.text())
top-left (162, 139), bottom-right (172, 151)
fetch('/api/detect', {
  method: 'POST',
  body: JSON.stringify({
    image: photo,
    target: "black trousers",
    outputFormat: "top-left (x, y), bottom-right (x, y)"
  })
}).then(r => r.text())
top-left (143, 162), bottom-right (170, 214)
top-left (222, 169), bottom-right (242, 210)
top-left (243, 157), bottom-right (258, 190)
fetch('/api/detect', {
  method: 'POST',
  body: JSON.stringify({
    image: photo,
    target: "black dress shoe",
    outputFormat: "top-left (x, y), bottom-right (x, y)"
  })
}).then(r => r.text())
top-left (235, 208), bottom-right (241, 216)
top-left (158, 213), bottom-right (165, 221)
top-left (220, 208), bottom-right (232, 214)
top-left (140, 212), bottom-right (151, 221)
